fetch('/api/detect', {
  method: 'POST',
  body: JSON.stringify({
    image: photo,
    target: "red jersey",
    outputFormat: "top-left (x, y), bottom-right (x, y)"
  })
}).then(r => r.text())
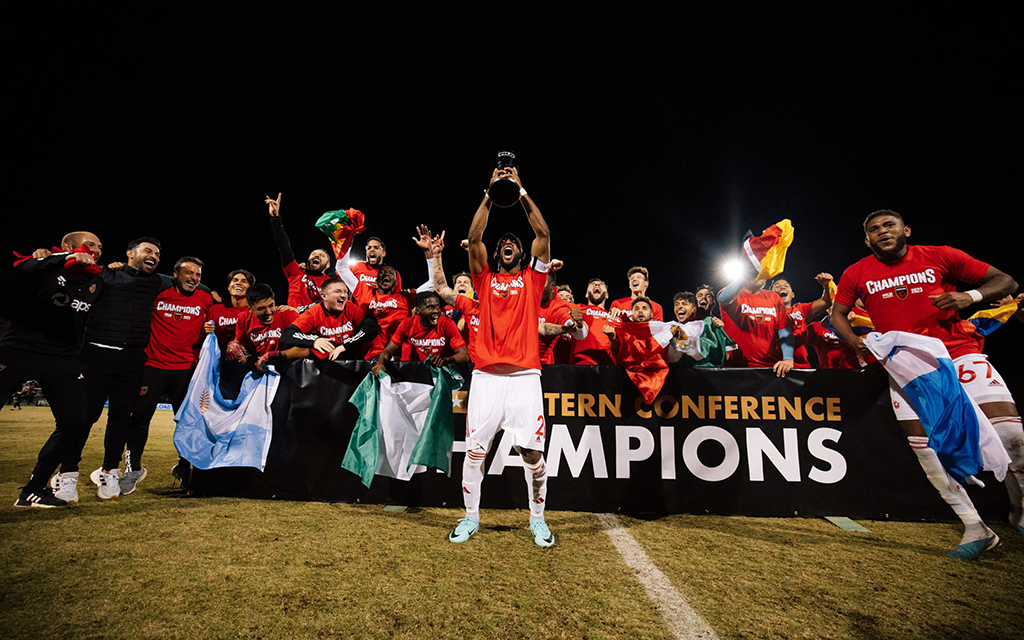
top-left (785, 301), bottom-right (815, 368)
top-left (234, 308), bottom-right (300, 357)
top-left (283, 261), bottom-right (330, 308)
top-left (350, 261), bottom-right (402, 292)
top-left (290, 301), bottom-right (368, 360)
top-left (721, 289), bottom-right (791, 368)
top-left (470, 261), bottom-right (547, 372)
top-left (569, 304), bottom-right (619, 366)
top-left (609, 296), bottom-right (665, 321)
top-left (352, 283), bottom-right (413, 359)
top-left (806, 321), bottom-right (859, 369)
top-left (207, 303), bottom-right (249, 352)
top-left (834, 245), bottom-right (990, 359)
top-left (390, 315), bottom-right (465, 361)
top-left (451, 293), bottom-right (480, 363)
top-left (538, 297), bottom-right (575, 365)
top-left (145, 287), bottom-right (215, 370)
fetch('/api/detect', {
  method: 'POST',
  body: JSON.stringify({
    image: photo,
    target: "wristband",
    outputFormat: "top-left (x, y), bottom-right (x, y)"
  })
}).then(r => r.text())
top-left (966, 289), bottom-right (983, 303)
top-left (519, 187), bottom-right (528, 197)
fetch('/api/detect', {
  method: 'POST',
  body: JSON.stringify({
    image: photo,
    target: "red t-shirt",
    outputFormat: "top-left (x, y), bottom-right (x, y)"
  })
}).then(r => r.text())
top-left (609, 296), bottom-right (665, 321)
top-left (283, 261), bottom-right (331, 308)
top-left (470, 262), bottom-right (547, 372)
top-left (569, 304), bottom-right (619, 366)
top-left (234, 307), bottom-right (299, 357)
top-left (207, 303), bottom-right (249, 353)
top-left (352, 283), bottom-right (413, 359)
top-left (834, 245), bottom-right (990, 359)
top-left (290, 301), bottom-right (368, 360)
top-left (350, 261), bottom-right (402, 292)
top-left (390, 315), bottom-right (466, 361)
top-left (451, 294), bottom-right (480, 363)
top-left (721, 289), bottom-right (791, 368)
top-left (538, 297), bottom-right (575, 365)
top-left (785, 301), bottom-right (816, 368)
top-left (806, 321), bottom-right (859, 369)
top-left (145, 287), bottom-right (215, 370)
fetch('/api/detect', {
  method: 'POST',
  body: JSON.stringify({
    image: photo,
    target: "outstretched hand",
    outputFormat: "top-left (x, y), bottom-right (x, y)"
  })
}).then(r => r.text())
top-left (430, 230), bottom-right (446, 258)
top-left (413, 224), bottom-right (433, 256)
top-left (265, 193), bottom-right (282, 217)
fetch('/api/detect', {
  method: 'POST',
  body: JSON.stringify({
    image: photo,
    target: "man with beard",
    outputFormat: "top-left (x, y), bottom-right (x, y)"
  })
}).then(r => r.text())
top-left (450, 166), bottom-right (555, 548)
top-left (113, 257), bottom-right (216, 496)
top-left (569, 278), bottom-right (619, 365)
top-left (771, 273), bottom-right (834, 368)
top-left (351, 236), bottom-right (403, 292)
top-left (265, 193), bottom-right (336, 309)
top-left (719, 275), bottom-right (796, 378)
top-left (371, 291), bottom-right (468, 373)
top-left (609, 266), bottom-right (664, 321)
top-left (337, 225), bottom-right (435, 359)
top-left (281, 278), bottom-right (380, 361)
top-left (4, 232), bottom-right (103, 507)
top-left (831, 209), bottom-right (1022, 560)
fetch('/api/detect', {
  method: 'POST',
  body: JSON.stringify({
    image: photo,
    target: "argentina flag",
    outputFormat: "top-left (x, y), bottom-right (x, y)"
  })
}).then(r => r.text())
top-left (864, 331), bottom-right (1009, 484)
top-left (174, 335), bottom-right (281, 471)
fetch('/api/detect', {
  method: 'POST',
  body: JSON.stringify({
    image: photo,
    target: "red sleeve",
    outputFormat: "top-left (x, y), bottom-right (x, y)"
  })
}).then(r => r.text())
top-left (940, 246), bottom-right (990, 284)
top-left (834, 264), bottom-right (861, 308)
top-left (440, 316), bottom-right (466, 350)
top-left (391, 317), bottom-right (411, 346)
top-left (283, 261), bottom-right (302, 280)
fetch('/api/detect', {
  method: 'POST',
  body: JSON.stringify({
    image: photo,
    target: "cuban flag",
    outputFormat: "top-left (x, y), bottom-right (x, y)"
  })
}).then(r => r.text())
top-left (742, 219), bottom-right (795, 280)
top-left (864, 331), bottom-right (1009, 484)
top-left (174, 335), bottom-right (281, 471)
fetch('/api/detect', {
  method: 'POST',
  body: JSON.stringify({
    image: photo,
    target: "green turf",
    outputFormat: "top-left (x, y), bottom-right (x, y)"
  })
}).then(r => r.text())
top-left (2, 406), bottom-right (1022, 640)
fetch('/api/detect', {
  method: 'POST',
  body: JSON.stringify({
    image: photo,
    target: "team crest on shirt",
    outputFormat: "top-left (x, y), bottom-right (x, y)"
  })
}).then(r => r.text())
top-left (173, 311), bottom-right (183, 321)
top-left (139, 386), bottom-right (148, 396)
top-left (895, 285), bottom-right (908, 300)
top-left (755, 313), bottom-right (764, 323)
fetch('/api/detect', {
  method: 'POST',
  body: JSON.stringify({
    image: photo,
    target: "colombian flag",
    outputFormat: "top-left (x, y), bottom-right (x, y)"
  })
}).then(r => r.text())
top-left (743, 219), bottom-right (795, 279)
top-left (316, 208), bottom-right (366, 259)
top-left (967, 300), bottom-right (1020, 337)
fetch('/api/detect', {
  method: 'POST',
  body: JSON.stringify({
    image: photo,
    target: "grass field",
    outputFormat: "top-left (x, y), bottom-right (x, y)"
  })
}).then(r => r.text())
top-left (2, 406), bottom-right (1021, 639)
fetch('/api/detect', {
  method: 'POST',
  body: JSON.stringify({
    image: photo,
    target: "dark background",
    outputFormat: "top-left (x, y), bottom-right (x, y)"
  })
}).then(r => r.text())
top-left (8, 9), bottom-right (1020, 394)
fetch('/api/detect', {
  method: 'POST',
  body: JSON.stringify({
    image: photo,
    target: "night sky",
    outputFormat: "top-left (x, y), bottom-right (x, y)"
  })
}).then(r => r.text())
top-left (9, 10), bottom-right (1021, 390)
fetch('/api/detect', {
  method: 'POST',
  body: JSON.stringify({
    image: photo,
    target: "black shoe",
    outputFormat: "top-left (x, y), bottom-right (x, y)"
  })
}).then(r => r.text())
top-left (14, 486), bottom-right (68, 508)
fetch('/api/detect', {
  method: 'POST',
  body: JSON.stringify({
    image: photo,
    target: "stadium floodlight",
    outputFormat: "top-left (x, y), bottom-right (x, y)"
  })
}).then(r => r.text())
top-left (721, 258), bottom-right (747, 282)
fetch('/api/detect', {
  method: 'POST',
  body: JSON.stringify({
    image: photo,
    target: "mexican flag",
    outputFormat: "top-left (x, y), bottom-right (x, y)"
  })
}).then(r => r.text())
top-left (315, 208), bottom-right (366, 259)
top-left (743, 219), bottom-right (795, 279)
top-left (343, 366), bottom-right (464, 487)
top-left (614, 320), bottom-right (711, 404)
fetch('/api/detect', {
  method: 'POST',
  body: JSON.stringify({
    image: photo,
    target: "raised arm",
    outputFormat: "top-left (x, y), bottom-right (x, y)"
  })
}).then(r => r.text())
top-left (506, 168), bottom-right (550, 263)
top-left (412, 224), bottom-right (437, 293)
top-left (431, 232), bottom-right (458, 306)
top-left (467, 178), bottom-right (494, 275)
top-left (808, 272), bottom-right (834, 318)
top-left (829, 301), bottom-right (868, 353)
top-left (265, 193), bottom-right (296, 267)
top-left (930, 265), bottom-right (1018, 311)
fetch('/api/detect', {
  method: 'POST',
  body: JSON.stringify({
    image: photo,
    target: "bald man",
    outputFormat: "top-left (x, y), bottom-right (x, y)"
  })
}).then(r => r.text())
top-left (4, 232), bottom-right (104, 507)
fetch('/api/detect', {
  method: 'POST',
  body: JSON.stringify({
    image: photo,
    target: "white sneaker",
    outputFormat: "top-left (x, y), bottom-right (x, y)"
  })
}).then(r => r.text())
top-left (94, 468), bottom-right (121, 500)
top-left (49, 472), bottom-right (80, 503)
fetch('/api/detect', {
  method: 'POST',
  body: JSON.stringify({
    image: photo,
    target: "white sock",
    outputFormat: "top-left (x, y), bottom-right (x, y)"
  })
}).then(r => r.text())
top-left (462, 449), bottom-right (486, 522)
top-left (524, 458), bottom-right (548, 522)
top-left (991, 416), bottom-right (1024, 526)
top-left (908, 436), bottom-right (990, 542)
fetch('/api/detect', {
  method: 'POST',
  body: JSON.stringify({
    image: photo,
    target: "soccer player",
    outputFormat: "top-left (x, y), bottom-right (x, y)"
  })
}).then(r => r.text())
top-left (568, 278), bottom-right (620, 365)
top-left (205, 269), bottom-right (255, 352)
top-left (431, 233), bottom-right (480, 362)
top-left (281, 278), bottom-right (380, 361)
top-left (350, 236), bottom-right (403, 291)
top-left (672, 291), bottom-right (734, 368)
top-left (771, 273), bottom-right (834, 368)
top-left (719, 276), bottom-right (796, 377)
top-left (831, 209), bottom-right (1023, 559)
top-left (694, 284), bottom-right (720, 321)
top-left (370, 291), bottom-right (469, 374)
top-left (610, 266), bottom-right (664, 321)
top-left (538, 262), bottom-right (587, 365)
top-left (4, 232), bottom-right (104, 507)
top-left (226, 283), bottom-right (305, 370)
top-left (450, 166), bottom-right (555, 548)
top-left (265, 193), bottom-right (336, 309)
top-left (556, 284), bottom-right (574, 304)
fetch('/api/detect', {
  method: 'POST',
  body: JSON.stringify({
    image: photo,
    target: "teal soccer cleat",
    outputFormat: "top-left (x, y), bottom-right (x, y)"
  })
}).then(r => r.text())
top-left (529, 520), bottom-right (555, 548)
top-left (947, 534), bottom-right (1000, 561)
top-left (448, 518), bottom-right (479, 543)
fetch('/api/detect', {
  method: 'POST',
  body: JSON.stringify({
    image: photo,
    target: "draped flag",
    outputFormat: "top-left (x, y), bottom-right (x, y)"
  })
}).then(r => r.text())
top-left (174, 335), bottom-right (281, 471)
top-left (864, 331), bottom-right (1009, 484)
top-left (742, 219), bottom-right (795, 279)
top-left (316, 208), bottom-right (366, 259)
top-left (967, 299), bottom-right (1020, 337)
top-left (343, 366), bottom-right (464, 488)
top-left (615, 320), bottom-right (709, 403)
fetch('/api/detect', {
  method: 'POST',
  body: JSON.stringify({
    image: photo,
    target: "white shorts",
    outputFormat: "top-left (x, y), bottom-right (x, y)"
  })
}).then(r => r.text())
top-left (889, 353), bottom-right (1015, 421)
top-left (466, 369), bottom-right (545, 454)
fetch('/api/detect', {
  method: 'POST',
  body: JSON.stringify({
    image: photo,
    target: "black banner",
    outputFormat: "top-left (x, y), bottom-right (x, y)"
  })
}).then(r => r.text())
top-left (192, 361), bottom-right (1011, 520)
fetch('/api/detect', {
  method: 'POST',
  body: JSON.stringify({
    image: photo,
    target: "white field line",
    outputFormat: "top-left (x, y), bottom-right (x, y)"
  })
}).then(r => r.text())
top-left (596, 513), bottom-right (719, 640)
